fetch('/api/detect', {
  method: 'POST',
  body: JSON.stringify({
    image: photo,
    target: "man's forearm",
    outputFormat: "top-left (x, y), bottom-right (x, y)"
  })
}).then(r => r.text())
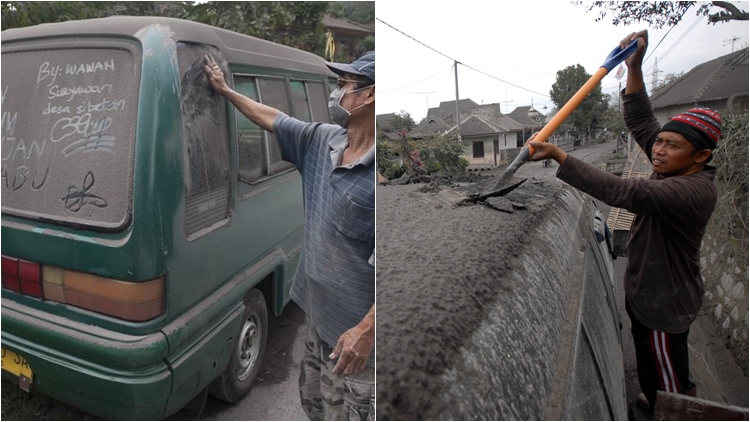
top-left (221, 88), bottom-right (280, 132)
top-left (358, 304), bottom-right (375, 335)
top-left (625, 65), bottom-right (644, 94)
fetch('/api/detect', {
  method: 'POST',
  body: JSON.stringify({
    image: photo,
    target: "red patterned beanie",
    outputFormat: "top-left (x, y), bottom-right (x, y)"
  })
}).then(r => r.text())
top-left (659, 108), bottom-right (722, 151)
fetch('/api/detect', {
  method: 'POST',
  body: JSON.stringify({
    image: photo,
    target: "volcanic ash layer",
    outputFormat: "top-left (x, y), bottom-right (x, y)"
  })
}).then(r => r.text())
top-left (375, 179), bottom-right (578, 420)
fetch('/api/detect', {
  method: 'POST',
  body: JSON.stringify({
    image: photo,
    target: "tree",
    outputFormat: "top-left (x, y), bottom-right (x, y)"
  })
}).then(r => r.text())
top-left (415, 135), bottom-right (467, 175)
top-left (591, 92), bottom-right (610, 133)
top-left (1, 2), bottom-right (112, 28)
top-left (183, 2), bottom-right (331, 55)
top-left (388, 110), bottom-right (416, 132)
top-left (1, 2), bottom-right (351, 60)
top-left (598, 93), bottom-right (626, 139)
top-left (327, 1), bottom-right (374, 24)
top-left (576, 1), bottom-right (748, 29)
top-left (653, 71), bottom-right (686, 92)
top-left (549, 64), bottom-right (604, 142)
top-left (395, 130), bottom-right (422, 177)
top-left (546, 107), bottom-right (575, 141)
top-left (357, 34), bottom-right (375, 56)
top-left (377, 138), bottom-right (394, 173)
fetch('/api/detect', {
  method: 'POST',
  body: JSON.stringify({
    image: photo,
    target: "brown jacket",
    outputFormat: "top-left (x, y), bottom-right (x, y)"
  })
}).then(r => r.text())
top-left (556, 88), bottom-right (716, 333)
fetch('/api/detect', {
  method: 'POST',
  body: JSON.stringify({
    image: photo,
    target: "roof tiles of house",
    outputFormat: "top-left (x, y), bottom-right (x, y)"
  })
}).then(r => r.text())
top-left (412, 102), bottom-right (532, 138)
top-left (426, 99), bottom-right (479, 124)
top-left (470, 104), bottom-right (525, 131)
top-left (650, 47), bottom-right (749, 109)
top-left (508, 106), bottom-right (545, 128)
top-left (376, 113), bottom-right (398, 130)
top-left (322, 15), bottom-right (374, 36)
top-left (408, 115), bottom-right (451, 137)
top-left (450, 116), bottom-right (521, 137)
top-left (377, 113), bottom-right (403, 141)
top-left (446, 115), bottom-right (507, 137)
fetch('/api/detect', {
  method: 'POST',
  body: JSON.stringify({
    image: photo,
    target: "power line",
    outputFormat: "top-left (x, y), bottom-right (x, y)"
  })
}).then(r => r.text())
top-left (642, 6), bottom-right (690, 64)
top-left (376, 17), bottom-right (550, 98)
top-left (376, 68), bottom-right (451, 97)
top-left (656, 17), bottom-right (703, 63)
top-left (375, 18), bottom-right (456, 62)
top-left (643, 14), bottom-right (703, 75)
top-left (461, 66), bottom-right (549, 97)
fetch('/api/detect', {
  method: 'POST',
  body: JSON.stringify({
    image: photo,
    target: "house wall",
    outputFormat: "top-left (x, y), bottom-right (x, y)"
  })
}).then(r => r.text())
top-left (464, 136), bottom-right (495, 168)
top-left (500, 132), bottom-right (519, 150)
top-left (653, 100), bottom-right (731, 125)
top-left (729, 94), bottom-right (749, 115)
top-left (463, 133), bottom-right (519, 168)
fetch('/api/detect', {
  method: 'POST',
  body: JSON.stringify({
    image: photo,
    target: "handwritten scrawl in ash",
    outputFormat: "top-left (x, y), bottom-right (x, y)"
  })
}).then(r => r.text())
top-left (61, 135), bottom-right (116, 157)
top-left (61, 170), bottom-right (108, 212)
top-left (50, 113), bottom-right (116, 157)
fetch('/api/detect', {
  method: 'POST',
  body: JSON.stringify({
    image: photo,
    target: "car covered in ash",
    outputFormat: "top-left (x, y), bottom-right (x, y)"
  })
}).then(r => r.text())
top-left (2, 16), bottom-right (334, 419)
top-left (375, 180), bottom-right (626, 420)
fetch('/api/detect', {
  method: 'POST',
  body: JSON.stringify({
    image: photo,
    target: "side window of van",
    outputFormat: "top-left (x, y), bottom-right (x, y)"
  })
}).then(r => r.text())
top-left (289, 80), bottom-right (312, 122)
top-left (177, 43), bottom-right (230, 237)
top-left (233, 75), bottom-right (295, 183)
top-left (291, 80), bottom-right (330, 123)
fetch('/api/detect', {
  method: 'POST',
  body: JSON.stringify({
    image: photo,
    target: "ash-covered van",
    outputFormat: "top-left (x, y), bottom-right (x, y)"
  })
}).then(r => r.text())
top-left (1, 16), bottom-right (333, 419)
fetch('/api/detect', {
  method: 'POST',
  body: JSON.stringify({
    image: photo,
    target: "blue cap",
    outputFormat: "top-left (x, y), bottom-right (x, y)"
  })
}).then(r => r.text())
top-left (326, 51), bottom-right (375, 84)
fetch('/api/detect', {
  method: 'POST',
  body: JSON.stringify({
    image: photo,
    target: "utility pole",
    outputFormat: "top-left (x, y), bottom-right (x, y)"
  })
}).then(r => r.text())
top-left (455, 60), bottom-right (461, 142)
top-left (651, 57), bottom-right (661, 93)
top-left (408, 91), bottom-right (436, 111)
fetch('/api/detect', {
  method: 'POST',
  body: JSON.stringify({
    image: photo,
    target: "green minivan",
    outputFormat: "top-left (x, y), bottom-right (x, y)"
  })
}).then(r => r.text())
top-left (1, 16), bottom-right (334, 419)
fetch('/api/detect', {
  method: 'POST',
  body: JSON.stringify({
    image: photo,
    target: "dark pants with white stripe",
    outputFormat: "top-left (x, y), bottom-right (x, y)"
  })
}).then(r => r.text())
top-left (626, 299), bottom-right (694, 409)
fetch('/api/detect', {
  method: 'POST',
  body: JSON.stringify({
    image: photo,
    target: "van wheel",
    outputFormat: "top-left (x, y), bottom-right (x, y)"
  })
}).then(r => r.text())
top-left (209, 289), bottom-right (268, 403)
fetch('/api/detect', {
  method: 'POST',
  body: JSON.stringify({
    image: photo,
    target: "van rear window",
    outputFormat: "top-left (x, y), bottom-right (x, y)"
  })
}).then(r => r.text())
top-left (1, 45), bottom-right (138, 230)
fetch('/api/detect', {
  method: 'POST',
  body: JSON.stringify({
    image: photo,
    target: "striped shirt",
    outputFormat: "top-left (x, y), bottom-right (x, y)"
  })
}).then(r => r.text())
top-left (274, 113), bottom-right (375, 367)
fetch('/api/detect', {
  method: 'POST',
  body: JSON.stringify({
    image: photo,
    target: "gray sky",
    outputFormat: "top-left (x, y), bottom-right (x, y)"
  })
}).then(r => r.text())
top-left (375, 1), bottom-right (749, 122)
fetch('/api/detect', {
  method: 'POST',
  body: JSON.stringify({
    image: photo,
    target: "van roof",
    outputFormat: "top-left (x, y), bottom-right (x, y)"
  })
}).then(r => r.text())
top-left (1, 16), bottom-right (335, 77)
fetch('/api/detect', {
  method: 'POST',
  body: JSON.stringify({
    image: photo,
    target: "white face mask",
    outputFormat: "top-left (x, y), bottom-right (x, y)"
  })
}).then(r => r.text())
top-left (328, 86), bottom-right (369, 128)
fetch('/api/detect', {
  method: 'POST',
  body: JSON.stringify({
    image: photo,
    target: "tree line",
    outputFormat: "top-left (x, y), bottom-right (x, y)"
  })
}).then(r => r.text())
top-left (1, 1), bottom-right (374, 62)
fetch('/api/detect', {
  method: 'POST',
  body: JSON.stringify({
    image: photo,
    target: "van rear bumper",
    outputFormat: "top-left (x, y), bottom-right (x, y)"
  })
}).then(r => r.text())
top-left (1, 247), bottom-right (295, 418)
top-left (2, 299), bottom-right (172, 420)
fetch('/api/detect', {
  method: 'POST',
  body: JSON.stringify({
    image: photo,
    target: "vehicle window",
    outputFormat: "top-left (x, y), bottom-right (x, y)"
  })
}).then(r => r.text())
top-left (258, 77), bottom-right (294, 176)
top-left (233, 76), bottom-right (266, 181)
top-left (290, 79), bottom-right (330, 123)
top-left (289, 80), bottom-right (312, 122)
top-left (307, 81), bottom-right (330, 123)
top-left (1, 44), bottom-right (139, 230)
top-left (177, 43), bottom-right (230, 237)
top-left (233, 75), bottom-right (295, 183)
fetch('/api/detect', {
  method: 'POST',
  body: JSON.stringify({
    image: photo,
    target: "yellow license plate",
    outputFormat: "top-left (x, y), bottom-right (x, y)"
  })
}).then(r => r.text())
top-left (1, 347), bottom-right (33, 382)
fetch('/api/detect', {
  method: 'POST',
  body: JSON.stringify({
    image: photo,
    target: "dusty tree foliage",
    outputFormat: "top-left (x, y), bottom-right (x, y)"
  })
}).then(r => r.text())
top-left (575, 1), bottom-right (748, 29)
top-left (711, 113), bottom-right (749, 241)
top-left (415, 135), bottom-right (468, 175)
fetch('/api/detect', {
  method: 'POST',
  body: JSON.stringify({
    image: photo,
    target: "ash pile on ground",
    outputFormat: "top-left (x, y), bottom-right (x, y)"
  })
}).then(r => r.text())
top-left (384, 172), bottom-right (489, 193)
top-left (375, 179), bottom-right (566, 420)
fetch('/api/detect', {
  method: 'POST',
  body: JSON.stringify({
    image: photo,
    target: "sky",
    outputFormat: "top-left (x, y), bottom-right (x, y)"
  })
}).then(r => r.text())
top-left (375, 1), bottom-right (750, 122)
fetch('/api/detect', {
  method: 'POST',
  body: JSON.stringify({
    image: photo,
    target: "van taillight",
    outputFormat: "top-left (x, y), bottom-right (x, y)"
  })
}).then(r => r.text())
top-left (2, 256), bottom-right (164, 322)
top-left (2, 256), bottom-right (42, 298)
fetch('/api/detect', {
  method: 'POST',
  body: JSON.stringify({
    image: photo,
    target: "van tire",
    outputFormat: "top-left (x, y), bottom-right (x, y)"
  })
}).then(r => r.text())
top-left (209, 288), bottom-right (268, 403)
